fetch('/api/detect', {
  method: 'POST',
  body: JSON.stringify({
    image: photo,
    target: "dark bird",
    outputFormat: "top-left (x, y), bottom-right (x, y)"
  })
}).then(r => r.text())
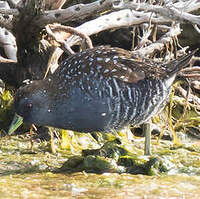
top-left (8, 46), bottom-right (195, 155)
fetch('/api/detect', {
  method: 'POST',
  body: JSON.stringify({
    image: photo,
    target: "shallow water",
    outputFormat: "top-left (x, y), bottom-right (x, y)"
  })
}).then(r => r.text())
top-left (1, 135), bottom-right (200, 199)
top-left (1, 172), bottom-right (200, 199)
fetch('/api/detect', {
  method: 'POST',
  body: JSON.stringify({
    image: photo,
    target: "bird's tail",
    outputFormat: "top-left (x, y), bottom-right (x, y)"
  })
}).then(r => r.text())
top-left (163, 49), bottom-right (197, 88)
top-left (164, 49), bottom-right (197, 77)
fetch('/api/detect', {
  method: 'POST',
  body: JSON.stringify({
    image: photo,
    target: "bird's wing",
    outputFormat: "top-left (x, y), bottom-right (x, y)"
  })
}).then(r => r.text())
top-left (56, 46), bottom-right (195, 84)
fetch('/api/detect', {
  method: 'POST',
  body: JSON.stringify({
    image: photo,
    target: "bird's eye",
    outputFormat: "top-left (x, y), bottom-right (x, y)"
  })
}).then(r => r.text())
top-left (25, 103), bottom-right (33, 109)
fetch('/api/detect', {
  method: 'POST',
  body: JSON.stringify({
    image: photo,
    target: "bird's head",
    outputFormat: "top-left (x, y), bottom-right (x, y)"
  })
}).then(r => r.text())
top-left (9, 80), bottom-right (54, 134)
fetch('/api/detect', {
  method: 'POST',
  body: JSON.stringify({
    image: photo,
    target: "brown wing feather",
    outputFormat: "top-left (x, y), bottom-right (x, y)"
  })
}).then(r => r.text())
top-left (90, 46), bottom-right (147, 83)
top-left (56, 46), bottom-right (196, 84)
top-left (89, 46), bottom-right (195, 83)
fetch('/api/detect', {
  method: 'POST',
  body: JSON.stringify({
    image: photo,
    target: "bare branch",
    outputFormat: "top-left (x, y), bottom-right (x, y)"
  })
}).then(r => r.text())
top-left (191, 80), bottom-right (200, 90)
top-left (181, 74), bottom-right (200, 79)
top-left (0, 0), bottom-right (199, 31)
top-left (37, 0), bottom-right (114, 27)
top-left (66, 9), bottom-right (152, 47)
top-left (0, 55), bottom-right (16, 63)
top-left (44, 47), bottom-right (63, 77)
top-left (0, 7), bottom-right (18, 15)
top-left (135, 26), bottom-right (152, 50)
top-left (0, 27), bottom-right (17, 61)
top-left (47, 24), bottom-right (93, 50)
top-left (45, 24), bottom-right (93, 77)
top-left (177, 86), bottom-right (200, 106)
top-left (114, 0), bottom-right (200, 13)
top-left (0, 14), bottom-right (13, 29)
top-left (0, 1), bottom-right (15, 30)
top-left (45, 0), bottom-right (66, 10)
top-left (114, 1), bottom-right (200, 25)
top-left (132, 24), bottom-right (181, 57)
top-left (6, 0), bottom-right (18, 8)
top-left (182, 66), bottom-right (200, 73)
top-left (65, 9), bottom-right (180, 56)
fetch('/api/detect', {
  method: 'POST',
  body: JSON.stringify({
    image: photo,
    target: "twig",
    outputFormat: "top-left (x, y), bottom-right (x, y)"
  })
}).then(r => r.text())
top-left (176, 86), bottom-right (200, 106)
top-left (45, 0), bottom-right (66, 10)
top-left (45, 24), bottom-right (93, 78)
top-left (46, 24), bottom-right (93, 54)
top-left (46, 25), bottom-right (75, 55)
top-left (191, 80), bottom-right (200, 90)
top-left (135, 24), bottom-right (152, 49)
top-left (48, 24), bottom-right (93, 49)
top-left (44, 47), bottom-right (63, 78)
top-left (182, 66), bottom-right (200, 72)
top-left (181, 74), bottom-right (200, 79)
top-left (132, 24), bottom-right (181, 57)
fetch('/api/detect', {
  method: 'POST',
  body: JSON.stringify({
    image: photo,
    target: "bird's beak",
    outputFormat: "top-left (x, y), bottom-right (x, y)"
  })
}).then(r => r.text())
top-left (8, 113), bottom-right (23, 135)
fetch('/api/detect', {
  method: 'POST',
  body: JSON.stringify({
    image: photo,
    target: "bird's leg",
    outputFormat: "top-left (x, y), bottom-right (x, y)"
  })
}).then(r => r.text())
top-left (49, 128), bottom-right (56, 154)
top-left (143, 123), bottom-right (152, 156)
top-left (30, 124), bottom-right (37, 151)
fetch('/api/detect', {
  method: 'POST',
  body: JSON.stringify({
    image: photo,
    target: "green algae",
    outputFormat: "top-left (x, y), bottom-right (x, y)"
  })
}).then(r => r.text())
top-left (1, 126), bottom-right (200, 198)
top-left (0, 89), bottom-right (14, 133)
top-left (1, 131), bottom-right (200, 176)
